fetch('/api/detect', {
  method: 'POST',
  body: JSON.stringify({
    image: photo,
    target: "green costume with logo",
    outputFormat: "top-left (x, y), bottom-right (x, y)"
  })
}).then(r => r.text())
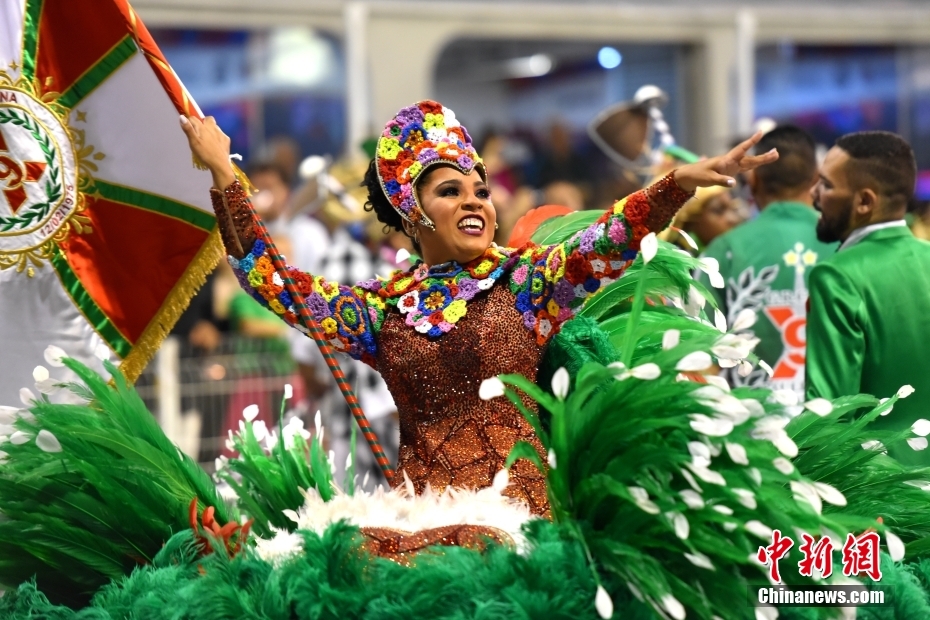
top-left (806, 225), bottom-right (930, 465)
top-left (700, 202), bottom-right (837, 398)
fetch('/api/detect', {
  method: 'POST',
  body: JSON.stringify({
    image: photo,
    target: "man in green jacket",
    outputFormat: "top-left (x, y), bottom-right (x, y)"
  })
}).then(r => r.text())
top-left (701, 126), bottom-right (836, 401)
top-left (806, 131), bottom-right (930, 465)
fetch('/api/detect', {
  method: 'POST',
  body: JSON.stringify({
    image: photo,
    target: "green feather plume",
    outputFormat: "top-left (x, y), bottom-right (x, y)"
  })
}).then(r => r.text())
top-left (530, 209), bottom-right (603, 246)
top-left (218, 410), bottom-right (336, 538)
top-left (514, 230), bottom-right (929, 618)
top-left (0, 358), bottom-right (236, 605)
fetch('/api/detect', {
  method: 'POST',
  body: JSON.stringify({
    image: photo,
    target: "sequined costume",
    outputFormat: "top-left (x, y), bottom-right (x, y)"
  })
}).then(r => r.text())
top-left (359, 524), bottom-right (512, 567)
top-left (209, 173), bottom-right (692, 516)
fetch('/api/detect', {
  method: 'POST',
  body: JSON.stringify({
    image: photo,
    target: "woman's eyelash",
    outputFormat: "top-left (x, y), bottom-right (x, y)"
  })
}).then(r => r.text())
top-left (438, 187), bottom-right (490, 198)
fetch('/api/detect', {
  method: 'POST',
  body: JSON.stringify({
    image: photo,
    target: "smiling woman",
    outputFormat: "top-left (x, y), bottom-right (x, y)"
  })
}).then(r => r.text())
top-left (364, 163), bottom-right (497, 264)
top-left (180, 99), bottom-right (777, 519)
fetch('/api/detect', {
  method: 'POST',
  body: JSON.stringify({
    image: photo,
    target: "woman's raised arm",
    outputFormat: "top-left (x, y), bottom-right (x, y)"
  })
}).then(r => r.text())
top-left (506, 131), bottom-right (778, 345)
top-left (181, 115), bottom-right (380, 365)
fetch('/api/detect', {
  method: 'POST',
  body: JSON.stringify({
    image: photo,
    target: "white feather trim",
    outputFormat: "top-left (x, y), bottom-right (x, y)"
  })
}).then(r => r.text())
top-left (255, 480), bottom-right (536, 564)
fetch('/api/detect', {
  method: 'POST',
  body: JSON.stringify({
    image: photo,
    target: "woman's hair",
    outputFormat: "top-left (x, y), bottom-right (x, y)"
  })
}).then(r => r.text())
top-left (362, 157), bottom-right (421, 252)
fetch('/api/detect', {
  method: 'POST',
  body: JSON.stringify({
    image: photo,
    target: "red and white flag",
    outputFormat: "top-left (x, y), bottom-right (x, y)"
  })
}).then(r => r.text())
top-left (0, 0), bottom-right (219, 402)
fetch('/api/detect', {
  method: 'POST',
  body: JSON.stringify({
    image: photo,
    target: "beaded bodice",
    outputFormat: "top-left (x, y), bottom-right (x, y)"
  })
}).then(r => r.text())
top-left (376, 284), bottom-right (549, 515)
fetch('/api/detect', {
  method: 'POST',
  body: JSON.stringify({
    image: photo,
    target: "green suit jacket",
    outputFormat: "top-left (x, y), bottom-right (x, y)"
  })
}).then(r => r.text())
top-left (806, 225), bottom-right (930, 465)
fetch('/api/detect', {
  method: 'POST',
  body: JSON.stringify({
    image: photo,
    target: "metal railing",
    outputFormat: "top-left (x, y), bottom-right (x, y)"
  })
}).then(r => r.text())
top-left (136, 335), bottom-right (305, 469)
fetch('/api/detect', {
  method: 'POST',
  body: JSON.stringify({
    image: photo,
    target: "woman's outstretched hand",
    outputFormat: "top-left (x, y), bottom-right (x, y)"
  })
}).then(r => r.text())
top-left (673, 131), bottom-right (778, 193)
top-left (179, 115), bottom-right (236, 190)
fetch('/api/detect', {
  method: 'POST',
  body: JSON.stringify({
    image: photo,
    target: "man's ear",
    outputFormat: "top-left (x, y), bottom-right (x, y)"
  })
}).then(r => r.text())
top-left (856, 187), bottom-right (879, 216)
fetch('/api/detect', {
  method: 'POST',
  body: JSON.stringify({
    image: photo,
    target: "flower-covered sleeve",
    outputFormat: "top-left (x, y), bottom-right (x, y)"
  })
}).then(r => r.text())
top-left (507, 172), bottom-right (693, 344)
top-left (210, 181), bottom-right (382, 365)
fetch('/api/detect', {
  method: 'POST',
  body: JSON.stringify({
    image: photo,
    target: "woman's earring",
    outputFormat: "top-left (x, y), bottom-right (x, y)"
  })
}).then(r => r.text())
top-left (494, 222), bottom-right (499, 230)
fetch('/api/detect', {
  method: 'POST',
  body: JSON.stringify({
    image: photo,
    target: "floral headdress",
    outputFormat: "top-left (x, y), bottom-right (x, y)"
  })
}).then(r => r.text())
top-left (375, 100), bottom-right (484, 230)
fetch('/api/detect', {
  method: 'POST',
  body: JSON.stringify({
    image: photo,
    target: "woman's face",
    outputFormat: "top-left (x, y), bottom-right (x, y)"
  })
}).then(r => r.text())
top-left (414, 166), bottom-right (496, 265)
top-left (688, 192), bottom-right (743, 247)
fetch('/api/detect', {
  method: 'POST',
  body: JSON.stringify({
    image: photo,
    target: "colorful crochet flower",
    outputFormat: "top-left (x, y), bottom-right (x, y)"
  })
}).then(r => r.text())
top-left (552, 279), bottom-right (576, 307)
top-left (544, 246), bottom-right (566, 281)
top-left (375, 100), bottom-right (484, 228)
top-left (398, 290), bottom-right (420, 314)
top-left (608, 218), bottom-right (628, 245)
top-left (321, 317), bottom-right (338, 335)
top-left (316, 278), bottom-right (340, 302)
top-left (412, 263), bottom-right (429, 282)
top-left (579, 224), bottom-right (602, 254)
top-left (306, 293), bottom-right (331, 318)
top-left (454, 277), bottom-right (479, 300)
top-left (291, 270), bottom-right (314, 295)
top-left (621, 194), bottom-right (649, 225)
top-left (423, 113), bottom-right (444, 130)
top-left (421, 285), bottom-right (452, 312)
top-left (378, 138), bottom-right (402, 160)
top-left (522, 310), bottom-right (537, 330)
top-left (444, 299), bottom-right (467, 323)
top-left (417, 148), bottom-right (440, 165)
top-left (535, 313), bottom-right (554, 344)
top-left (470, 258), bottom-right (495, 278)
top-left (395, 105), bottom-right (424, 125)
top-left (334, 297), bottom-right (367, 338)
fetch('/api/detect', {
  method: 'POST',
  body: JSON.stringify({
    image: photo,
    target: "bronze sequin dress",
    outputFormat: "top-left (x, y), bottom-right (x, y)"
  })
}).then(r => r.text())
top-left (210, 173), bottom-right (692, 518)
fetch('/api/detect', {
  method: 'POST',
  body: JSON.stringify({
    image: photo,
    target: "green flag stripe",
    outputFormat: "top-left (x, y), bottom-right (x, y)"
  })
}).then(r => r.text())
top-left (57, 36), bottom-right (138, 110)
top-left (20, 0), bottom-right (44, 81)
top-left (94, 180), bottom-right (216, 232)
top-left (51, 249), bottom-right (133, 357)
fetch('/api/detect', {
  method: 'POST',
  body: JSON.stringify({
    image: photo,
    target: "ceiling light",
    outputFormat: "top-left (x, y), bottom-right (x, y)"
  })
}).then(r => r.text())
top-left (506, 54), bottom-right (553, 79)
top-left (598, 47), bottom-right (622, 69)
top-left (267, 28), bottom-right (333, 87)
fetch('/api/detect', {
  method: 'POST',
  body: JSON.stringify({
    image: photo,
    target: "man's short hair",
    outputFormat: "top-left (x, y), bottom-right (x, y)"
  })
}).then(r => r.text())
top-left (753, 125), bottom-right (817, 197)
top-left (835, 131), bottom-right (916, 212)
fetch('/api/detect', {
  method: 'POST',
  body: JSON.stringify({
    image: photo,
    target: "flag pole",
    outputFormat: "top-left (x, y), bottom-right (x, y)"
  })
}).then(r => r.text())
top-left (241, 190), bottom-right (395, 485)
top-left (125, 7), bottom-right (395, 484)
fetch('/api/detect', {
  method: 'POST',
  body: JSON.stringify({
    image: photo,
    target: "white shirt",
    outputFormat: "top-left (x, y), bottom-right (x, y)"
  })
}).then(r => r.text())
top-left (839, 219), bottom-right (907, 252)
top-left (286, 214), bottom-right (331, 272)
top-left (286, 224), bottom-right (398, 420)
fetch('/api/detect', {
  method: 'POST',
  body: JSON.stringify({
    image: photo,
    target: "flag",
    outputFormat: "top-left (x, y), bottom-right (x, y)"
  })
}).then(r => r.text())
top-left (0, 0), bottom-right (221, 402)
